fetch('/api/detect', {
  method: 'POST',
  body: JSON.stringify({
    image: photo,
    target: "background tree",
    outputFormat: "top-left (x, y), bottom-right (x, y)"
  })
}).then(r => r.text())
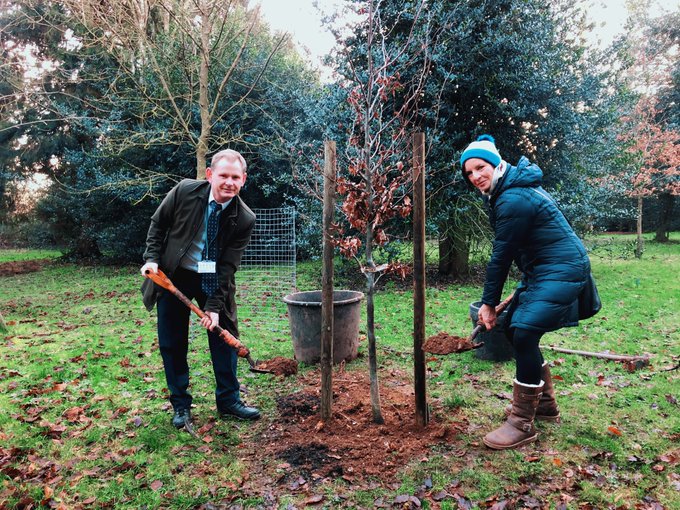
top-left (60, 0), bottom-right (287, 178)
top-left (0, 0), bottom-right (320, 259)
top-left (0, 0), bottom-right (91, 245)
top-left (645, 10), bottom-right (679, 242)
top-left (617, 97), bottom-right (679, 256)
top-left (606, 1), bottom-right (679, 254)
top-left (416, 0), bottom-right (614, 276)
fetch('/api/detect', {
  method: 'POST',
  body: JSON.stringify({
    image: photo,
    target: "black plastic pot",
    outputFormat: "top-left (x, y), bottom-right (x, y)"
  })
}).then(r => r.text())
top-left (469, 301), bottom-right (514, 362)
top-left (283, 290), bottom-right (364, 364)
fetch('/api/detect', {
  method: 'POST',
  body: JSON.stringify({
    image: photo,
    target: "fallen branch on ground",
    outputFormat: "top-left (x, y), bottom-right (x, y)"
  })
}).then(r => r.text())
top-left (545, 346), bottom-right (651, 371)
top-left (543, 346), bottom-right (649, 362)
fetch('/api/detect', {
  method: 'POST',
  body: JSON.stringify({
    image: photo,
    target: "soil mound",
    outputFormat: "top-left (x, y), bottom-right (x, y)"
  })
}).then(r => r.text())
top-left (276, 392), bottom-right (319, 420)
top-left (422, 331), bottom-right (479, 354)
top-left (257, 357), bottom-right (298, 377)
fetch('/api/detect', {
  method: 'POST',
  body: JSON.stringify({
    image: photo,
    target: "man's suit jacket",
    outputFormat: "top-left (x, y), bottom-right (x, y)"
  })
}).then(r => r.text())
top-left (141, 179), bottom-right (256, 332)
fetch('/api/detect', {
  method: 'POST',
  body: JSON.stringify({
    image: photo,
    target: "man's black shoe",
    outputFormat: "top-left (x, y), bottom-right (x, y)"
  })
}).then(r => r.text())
top-left (219, 401), bottom-right (260, 421)
top-left (172, 408), bottom-right (192, 428)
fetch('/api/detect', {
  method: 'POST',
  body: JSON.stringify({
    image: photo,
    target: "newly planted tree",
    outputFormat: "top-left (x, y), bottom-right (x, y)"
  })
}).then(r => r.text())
top-left (332, 0), bottom-right (434, 423)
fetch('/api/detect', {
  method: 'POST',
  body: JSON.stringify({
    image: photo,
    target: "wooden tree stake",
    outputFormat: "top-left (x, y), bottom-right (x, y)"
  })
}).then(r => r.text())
top-left (412, 132), bottom-right (428, 427)
top-left (320, 140), bottom-right (336, 421)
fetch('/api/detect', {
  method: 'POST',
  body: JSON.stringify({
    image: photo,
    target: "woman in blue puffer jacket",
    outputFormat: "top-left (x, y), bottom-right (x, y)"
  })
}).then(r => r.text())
top-left (460, 134), bottom-right (591, 450)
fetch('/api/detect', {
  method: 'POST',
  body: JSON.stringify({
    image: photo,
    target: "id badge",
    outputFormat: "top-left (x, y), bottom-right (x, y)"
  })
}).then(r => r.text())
top-left (197, 260), bottom-right (216, 274)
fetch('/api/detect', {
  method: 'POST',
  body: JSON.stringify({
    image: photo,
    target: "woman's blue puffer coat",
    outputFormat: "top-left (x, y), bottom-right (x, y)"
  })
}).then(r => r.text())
top-left (482, 157), bottom-right (590, 332)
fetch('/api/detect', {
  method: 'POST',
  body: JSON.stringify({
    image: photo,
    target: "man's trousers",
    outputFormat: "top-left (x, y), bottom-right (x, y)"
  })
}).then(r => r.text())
top-left (156, 267), bottom-right (239, 412)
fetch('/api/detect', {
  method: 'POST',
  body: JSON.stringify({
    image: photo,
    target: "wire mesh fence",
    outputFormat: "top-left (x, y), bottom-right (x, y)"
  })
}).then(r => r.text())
top-left (236, 207), bottom-right (296, 334)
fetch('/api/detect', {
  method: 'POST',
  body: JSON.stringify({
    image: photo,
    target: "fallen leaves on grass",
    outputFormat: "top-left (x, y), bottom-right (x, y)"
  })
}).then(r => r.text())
top-left (39, 420), bottom-right (67, 438)
top-left (304, 494), bottom-right (324, 505)
top-left (393, 494), bottom-right (421, 506)
top-left (608, 425), bottom-right (623, 436)
top-left (62, 406), bottom-right (91, 424)
top-left (657, 449), bottom-right (680, 464)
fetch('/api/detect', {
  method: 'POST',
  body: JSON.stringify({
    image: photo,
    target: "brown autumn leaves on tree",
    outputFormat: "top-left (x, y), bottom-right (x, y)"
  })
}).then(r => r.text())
top-left (59, 0), bottom-right (286, 179)
top-left (330, 0), bottom-right (437, 424)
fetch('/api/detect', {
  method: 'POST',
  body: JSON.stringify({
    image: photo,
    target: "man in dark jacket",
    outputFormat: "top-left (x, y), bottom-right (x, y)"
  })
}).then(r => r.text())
top-left (460, 135), bottom-right (591, 450)
top-left (140, 149), bottom-right (259, 428)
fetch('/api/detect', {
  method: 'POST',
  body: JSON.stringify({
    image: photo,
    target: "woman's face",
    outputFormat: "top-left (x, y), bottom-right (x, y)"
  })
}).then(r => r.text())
top-left (464, 158), bottom-right (495, 193)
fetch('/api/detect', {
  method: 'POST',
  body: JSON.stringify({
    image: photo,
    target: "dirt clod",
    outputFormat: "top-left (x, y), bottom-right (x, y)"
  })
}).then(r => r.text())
top-left (422, 331), bottom-right (479, 354)
top-left (256, 357), bottom-right (298, 376)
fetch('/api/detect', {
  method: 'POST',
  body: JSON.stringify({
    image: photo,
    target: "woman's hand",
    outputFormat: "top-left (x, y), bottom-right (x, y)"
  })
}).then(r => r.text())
top-left (478, 303), bottom-right (497, 331)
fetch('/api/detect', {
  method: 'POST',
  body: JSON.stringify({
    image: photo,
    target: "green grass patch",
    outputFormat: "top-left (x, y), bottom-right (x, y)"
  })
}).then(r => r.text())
top-left (0, 248), bottom-right (62, 263)
top-left (0, 233), bottom-right (678, 508)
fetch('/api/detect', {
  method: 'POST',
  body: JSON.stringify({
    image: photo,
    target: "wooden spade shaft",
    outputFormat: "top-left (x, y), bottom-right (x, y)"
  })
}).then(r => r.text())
top-left (144, 269), bottom-right (256, 367)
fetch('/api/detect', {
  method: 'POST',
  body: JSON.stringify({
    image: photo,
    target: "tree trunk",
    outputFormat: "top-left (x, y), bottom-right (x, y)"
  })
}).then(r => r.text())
top-left (365, 271), bottom-right (383, 424)
top-left (0, 311), bottom-right (7, 334)
top-left (655, 193), bottom-right (674, 242)
top-left (438, 234), bottom-right (469, 276)
top-left (362, 7), bottom-right (383, 424)
top-left (71, 235), bottom-right (101, 259)
top-left (364, 176), bottom-right (384, 424)
top-left (0, 167), bottom-right (8, 221)
top-left (635, 196), bottom-right (644, 258)
top-left (196, 3), bottom-right (211, 180)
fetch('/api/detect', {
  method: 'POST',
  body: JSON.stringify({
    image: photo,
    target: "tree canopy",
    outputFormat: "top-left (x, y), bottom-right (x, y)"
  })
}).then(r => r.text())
top-left (1, 0), bottom-right (678, 259)
top-left (1, 0), bottom-right (321, 257)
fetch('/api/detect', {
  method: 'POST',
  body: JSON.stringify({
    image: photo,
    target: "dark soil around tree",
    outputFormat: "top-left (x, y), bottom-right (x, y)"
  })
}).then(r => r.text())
top-left (239, 367), bottom-right (468, 498)
top-left (0, 259), bottom-right (52, 277)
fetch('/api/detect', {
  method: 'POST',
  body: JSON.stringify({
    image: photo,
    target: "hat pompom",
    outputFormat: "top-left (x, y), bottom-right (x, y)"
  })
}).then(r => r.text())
top-left (476, 134), bottom-right (495, 144)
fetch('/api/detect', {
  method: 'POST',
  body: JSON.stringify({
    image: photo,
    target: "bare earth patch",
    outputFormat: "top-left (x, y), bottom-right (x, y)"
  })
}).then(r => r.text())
top-left (239, 367), bottom-right (467, 497)
top-left (0, 259), bottom-right (52, 277)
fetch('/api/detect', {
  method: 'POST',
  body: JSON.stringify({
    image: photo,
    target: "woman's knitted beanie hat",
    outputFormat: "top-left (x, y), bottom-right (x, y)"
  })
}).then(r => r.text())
top-left (460, 134), bottom-right (502, 183)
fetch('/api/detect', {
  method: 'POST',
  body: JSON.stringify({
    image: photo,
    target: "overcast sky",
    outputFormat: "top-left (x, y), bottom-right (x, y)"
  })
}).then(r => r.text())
top-left (255, 0), bottom-right (672, 74)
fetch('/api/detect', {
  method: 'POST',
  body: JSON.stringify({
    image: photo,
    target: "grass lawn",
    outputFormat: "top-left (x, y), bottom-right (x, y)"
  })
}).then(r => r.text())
top-left (0, 233), bottom-right (678, 509)
top-left (0, 248), bottom-right (62, 263)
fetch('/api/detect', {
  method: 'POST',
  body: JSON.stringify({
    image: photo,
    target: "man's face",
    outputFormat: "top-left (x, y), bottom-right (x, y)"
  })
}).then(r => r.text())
top-left (463, 158), bottom-right (495, 193)
top-left (206, 158), bottom-right (247, 203)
